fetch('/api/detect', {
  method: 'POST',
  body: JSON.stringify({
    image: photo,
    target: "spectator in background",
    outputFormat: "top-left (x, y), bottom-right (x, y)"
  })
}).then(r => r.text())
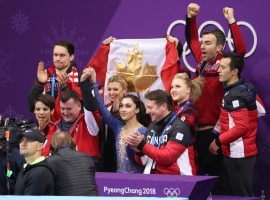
top-left (15, 129), bottom-right (54, 195)
top-left (47, 131), bottom-right (98, 196)
top-left (28, 40), bottom-right (82, 122)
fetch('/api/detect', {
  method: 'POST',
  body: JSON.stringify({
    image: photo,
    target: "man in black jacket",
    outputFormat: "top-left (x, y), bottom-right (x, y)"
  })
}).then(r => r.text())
top-left (47, 131), bottom-right (98, 196)
top-left (15, 129), bottom-right (54, 195)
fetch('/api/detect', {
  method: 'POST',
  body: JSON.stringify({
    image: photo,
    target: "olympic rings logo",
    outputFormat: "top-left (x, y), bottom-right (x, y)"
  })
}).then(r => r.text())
top-left (163, 187), bottom-right (181, 197)
top-left (167, 20), bottom-right (257, 72)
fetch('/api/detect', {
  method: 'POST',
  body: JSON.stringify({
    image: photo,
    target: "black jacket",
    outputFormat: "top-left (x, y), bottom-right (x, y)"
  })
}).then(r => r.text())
top-left (47, 146), bottom-right (98, 196)
top-left (14, 159), bottom-right (54, 195)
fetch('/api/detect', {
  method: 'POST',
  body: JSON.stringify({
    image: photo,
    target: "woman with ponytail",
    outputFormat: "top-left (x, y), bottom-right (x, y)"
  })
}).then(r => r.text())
top-left (170, 73), bottom-right (204, 175)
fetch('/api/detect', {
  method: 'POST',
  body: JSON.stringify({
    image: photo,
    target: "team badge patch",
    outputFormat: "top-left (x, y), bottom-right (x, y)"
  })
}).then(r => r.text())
top-left (232, 100), bottom-right (240, 108)
top-left (175, 132), bottom-right (184, 141)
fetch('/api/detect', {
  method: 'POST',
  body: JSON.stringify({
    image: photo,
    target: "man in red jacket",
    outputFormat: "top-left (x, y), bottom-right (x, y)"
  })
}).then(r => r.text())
top-left (185, 3), bottom-right (246, 177)
top-left (209, 52), bottom-right (257, 196)
top-left (28, 40), bottom-right (82, 122)
top-left (127, 90), bottom-right (194, 175)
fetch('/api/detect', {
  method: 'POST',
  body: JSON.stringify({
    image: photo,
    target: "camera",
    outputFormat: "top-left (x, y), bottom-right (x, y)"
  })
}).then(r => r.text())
top-left (0, 117), bottom-right (36, 153)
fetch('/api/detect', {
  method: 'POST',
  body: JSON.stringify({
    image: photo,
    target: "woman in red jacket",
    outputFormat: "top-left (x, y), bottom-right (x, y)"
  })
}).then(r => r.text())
top-left (170, 73), bottom-right (204, 175)
top-left (33, 94), bottom-right (59, 156)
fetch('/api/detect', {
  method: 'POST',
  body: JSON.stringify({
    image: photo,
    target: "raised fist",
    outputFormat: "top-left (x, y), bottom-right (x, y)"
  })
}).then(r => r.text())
top-left (187, 3), bottom-right (200, 18)
top-left (223, 7), bottom-right (236, 24)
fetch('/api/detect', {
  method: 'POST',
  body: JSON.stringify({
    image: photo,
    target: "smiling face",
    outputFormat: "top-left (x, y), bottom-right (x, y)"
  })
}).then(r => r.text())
top-left (53, 45), bottom-right (74, 70)
top-left (34, 101), bottom-right (53, 129)
top-left (119, 97), bottom-right (138, 122)
top-left (201, 33), bottom-right (222, 62)
top-left (107, 82), bottom-right (126, 102)
top-left (170, 78), bottom-right (191, 104)
top-left (60, 98), bottom-right (81, 123)
top-left (145, 99), bottom-right (166, 122)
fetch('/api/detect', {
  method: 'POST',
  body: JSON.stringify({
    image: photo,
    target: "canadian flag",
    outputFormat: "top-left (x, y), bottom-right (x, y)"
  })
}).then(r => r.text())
top-left (87, 38), bottom-right (179, 102)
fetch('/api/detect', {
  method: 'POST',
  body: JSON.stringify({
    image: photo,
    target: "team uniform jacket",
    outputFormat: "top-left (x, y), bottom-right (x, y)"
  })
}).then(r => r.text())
top-left (135, 112), bottom-right (194, 175)
top-left (185, 16), bottom-right (246, 127)
top-left (28, 65), bottom-right (82, 122)
top-left (41, 121), bottom-right (60, 157)
top-left (49, 112), bottom-right (100, 157)
top-left (173, 100), bottom-right (198, 174)
top-left (42, 79), bottom-right (101, 157)
top-left (216, 80), bottom-right (258, 158)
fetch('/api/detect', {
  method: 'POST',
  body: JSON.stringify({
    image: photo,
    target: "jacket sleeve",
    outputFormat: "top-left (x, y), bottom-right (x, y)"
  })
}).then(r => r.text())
top-left (27, 82), bottom-right (45, 112)
top-left (218, 108), bottom-right (249, 145)
top-left (140, 141), bottom-right (187, 166)
top-left (185, 16), bottom-right (202, 63)
top-left (229, 22), bottom-right (246, 57)
top-left (79, 80), bottom-right (100, 136)
top-left (138, 123), bottom-right (191, 166)
top-left (79, 79), bottom-right (99, 111)
top-left (92, 84), bottom-right (121, 135)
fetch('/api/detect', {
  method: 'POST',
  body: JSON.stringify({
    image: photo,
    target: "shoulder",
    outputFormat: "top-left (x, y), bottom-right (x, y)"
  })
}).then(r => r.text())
top-left (224, 83), bottom-right (257, 110)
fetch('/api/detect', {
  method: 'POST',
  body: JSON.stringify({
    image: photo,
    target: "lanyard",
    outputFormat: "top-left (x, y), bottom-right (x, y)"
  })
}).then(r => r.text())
top-left (50, 73), bottom-right (60, 97)
top-left (150, 100), bottom-right (191, 148)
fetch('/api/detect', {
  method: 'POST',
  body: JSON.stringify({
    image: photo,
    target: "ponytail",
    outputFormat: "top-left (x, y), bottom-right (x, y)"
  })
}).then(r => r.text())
top-left (190, 77), bottom-right (204, 103)
top-left (172, 73), bottom-right (204, 104)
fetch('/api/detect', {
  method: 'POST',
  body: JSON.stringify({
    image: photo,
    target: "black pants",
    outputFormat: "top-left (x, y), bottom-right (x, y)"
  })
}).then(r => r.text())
top-left (195, 129), bottom-right (223, 176)
top-left (220, 156), bottom-right (256, 196)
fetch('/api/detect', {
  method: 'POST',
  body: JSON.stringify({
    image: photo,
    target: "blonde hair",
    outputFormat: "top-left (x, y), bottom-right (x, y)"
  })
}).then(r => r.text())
top-left (50, 131), bottom-right (76, 153)
top-left (173, 73), bottom-right (204, 103)
top-left (108, 74), bottom-right (128, 90)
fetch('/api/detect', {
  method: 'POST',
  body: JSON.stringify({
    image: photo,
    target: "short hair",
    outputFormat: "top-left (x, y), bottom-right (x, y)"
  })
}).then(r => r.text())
top-left (50, 131), bottom-right (76, 153)
top-left (34, 94), bottom-right (55, 111)
top-left (222, 52), bottom-right (244, 76)
top-left (60, 90), bottom-right (80, 103)
top-left (145, 89), bottom-right (173, 111)
top-left (121, 94), bottom-right (147, 126)
top-left (53, 40), bottom-right (75, 56)
top-left (203, 29), bottom-right (226, 46)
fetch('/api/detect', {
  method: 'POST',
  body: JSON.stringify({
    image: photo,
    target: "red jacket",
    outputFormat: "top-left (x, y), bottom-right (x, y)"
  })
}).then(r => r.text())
top-left (135, 112), bottom-right (195, 175)
top-left (185, 16), bottom-right (246, 127)
top-left (45, 65), bottom-right (82, 121)
top-left (216, 80), bottom-right (258, 158)
top-left (46, 113), bottom-right (101, 157)
top-left (173, 101), bottom-right (198, 174)
top-left (41, 121), bottom-right (60, 157)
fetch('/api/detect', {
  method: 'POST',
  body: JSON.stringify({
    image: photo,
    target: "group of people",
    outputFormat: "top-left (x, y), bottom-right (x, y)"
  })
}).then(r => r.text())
top-left (1, 3), bottom-right (260, 197)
